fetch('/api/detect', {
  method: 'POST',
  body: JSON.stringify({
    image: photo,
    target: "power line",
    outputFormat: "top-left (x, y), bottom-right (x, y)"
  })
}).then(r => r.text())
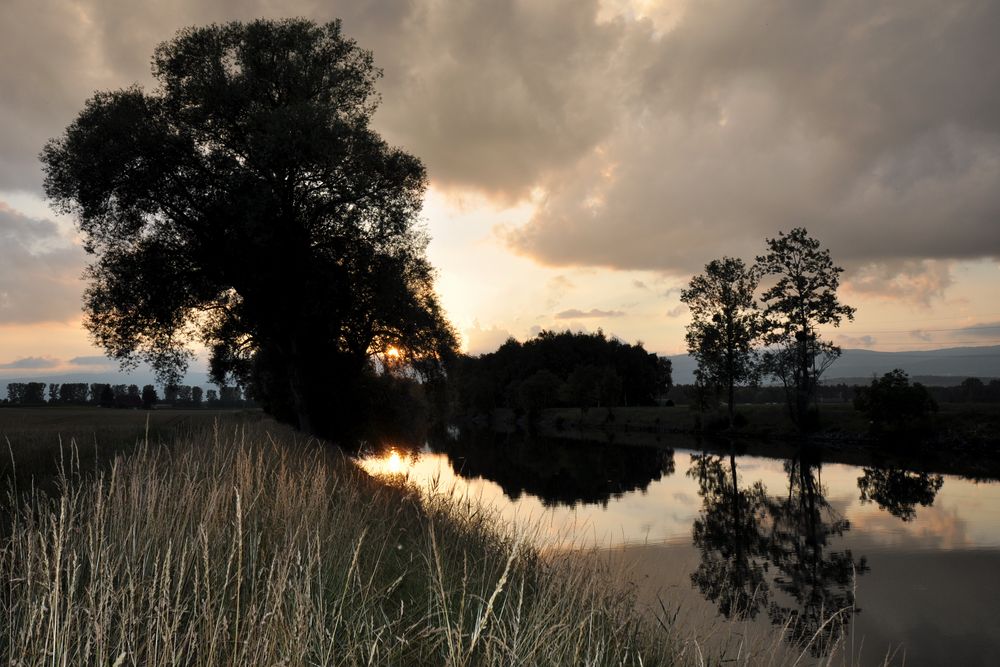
top-left (831, 313), bottom-right (1000, 325)
top-left (833, 339), bottom-right (1000, 349)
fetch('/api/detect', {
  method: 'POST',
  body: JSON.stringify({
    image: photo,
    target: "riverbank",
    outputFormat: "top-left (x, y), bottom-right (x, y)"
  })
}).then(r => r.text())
top-left (478, 403), bottom-right (1000, 479)
top-left (2, 415), bottom-right (689, 665)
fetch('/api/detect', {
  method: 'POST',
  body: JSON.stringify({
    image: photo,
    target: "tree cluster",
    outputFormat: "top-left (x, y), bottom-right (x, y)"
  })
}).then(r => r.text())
top-left (450, 330), bottom-right (671, 416)
top-left (4, 382), bottom-right (47, 405)
top-left (681, 228), bottom-right (854, 430)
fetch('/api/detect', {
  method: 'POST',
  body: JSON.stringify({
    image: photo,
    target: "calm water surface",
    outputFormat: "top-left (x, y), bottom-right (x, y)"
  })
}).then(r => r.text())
top-left (358, 430), bottom-right (1000, 665)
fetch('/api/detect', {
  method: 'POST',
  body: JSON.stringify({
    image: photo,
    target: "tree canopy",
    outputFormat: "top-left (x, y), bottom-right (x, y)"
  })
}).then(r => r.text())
top-left (451, 330), bottom-right (671, 415)
top-left (757, 228), bottom-right (855, 428)
top-left (681, 257), bottom-right (760, 427)
top-left (42, 19), bottom-right (456, 438)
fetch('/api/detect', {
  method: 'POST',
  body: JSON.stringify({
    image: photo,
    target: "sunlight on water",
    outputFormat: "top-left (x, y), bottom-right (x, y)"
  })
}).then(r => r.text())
top-left (360, 447), bottom-right (410, 477)
top-left (356, 432), bottom-right (1000, 666)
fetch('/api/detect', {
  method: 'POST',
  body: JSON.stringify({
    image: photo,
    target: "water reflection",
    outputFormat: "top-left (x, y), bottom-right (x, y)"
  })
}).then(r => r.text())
top-left (428, 430), bottom-right (675, 507)
top-left (688, 448), bottom-right (770, 620)
top-left (857, 467), bottom-right (944, 522)
top-left (356, 428), bottom-right (1000, 662)
top-left (688, 446), bottom-right (869, 655)
top-left (764, 454), bottom-right (869, 655)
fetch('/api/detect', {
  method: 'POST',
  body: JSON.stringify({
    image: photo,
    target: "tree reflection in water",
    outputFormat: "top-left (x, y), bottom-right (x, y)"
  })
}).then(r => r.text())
top-left (765, 454), bottom-right (869, 655)
top-left (689, 447), bottom-right (869, 657)
top-left (688, 449), bottom-right (770, 619)
top-left (389, 429), bottom-right (949, 657)
top-left (429, 431), bottom-right (675, 507)
top-left (857, 467), bottom-right (944, 521)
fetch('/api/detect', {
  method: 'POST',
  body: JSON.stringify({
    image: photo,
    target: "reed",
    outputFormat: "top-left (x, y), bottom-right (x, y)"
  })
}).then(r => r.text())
top-left (1, 419), bottom-right (682, 666)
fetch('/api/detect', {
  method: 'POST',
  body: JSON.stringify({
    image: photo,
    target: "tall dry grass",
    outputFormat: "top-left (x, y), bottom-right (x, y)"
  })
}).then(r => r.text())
top-left (1, 416), bottom-right (889, 666)
top-left (2, 419), bottom-right (685, 666)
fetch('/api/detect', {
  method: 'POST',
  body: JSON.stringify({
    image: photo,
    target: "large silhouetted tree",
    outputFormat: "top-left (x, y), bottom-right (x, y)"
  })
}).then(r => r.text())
top-left (42, 19), bottom-right (455, 438)
top-left (756, 228), bottom-right (854, 429)
top-left (681, 257), bottom-right (760, 427)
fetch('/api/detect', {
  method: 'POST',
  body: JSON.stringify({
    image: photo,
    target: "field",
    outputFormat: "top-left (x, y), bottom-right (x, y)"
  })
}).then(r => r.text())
top-left (0, 407), bottom-right (263, 495)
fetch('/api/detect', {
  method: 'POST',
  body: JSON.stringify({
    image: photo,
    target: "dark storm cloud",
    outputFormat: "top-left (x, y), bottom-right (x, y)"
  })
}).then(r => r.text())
top-left (1, 0), bottom-right (622, 197)
top-left (507, 0), bottom-right (1000, 276)
top-left (0, 203), bottom-right (84, 323)
top-left (2, 0), bottom-right (998, 297)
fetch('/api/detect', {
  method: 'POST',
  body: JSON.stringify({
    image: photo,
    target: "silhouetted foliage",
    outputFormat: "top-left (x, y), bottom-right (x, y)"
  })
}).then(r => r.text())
top-left (515, 369), bottom-right (564, 416)
top-left (687, 448), bottom-right (869, 655)
top-left (757, 228), bottom-right (855, 430)
top-left (854, 369), bottom-right (937, 433)
top-left (5, 383), bottom-right (47, 405)
top-left (857, 466), bottom-right (944, 521)
top-left (927, 377), bottom-right (1000, 403)
top-left (681, 257), bottom-right (760, 427)
top-left (450, 330), bottom-right (669, 416)
top-left (957, 376), bottom-right (986, 402)
top-left (99, 386), bottom-right (115, 408)
top-left (141, 384), bottom-right (158, 409)
top-left (561, 365), bottom-right (622, 411)
top-left (688, 450), bottom-right (770, 619)
top-left (427, 430), bottom-right (675, 507)
top-left (59, 383), bottom-right (89, 404)
top-left (764, 456), bottom-right (868, 655)
top-left (218, 386), bottom-right (245, 408)
top-left (42, 18), bottom-right (455, 439)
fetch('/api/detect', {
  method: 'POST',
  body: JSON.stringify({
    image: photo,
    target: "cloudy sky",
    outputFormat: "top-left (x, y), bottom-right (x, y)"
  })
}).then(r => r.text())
top-left (2, 0), bottom-right (999, 375)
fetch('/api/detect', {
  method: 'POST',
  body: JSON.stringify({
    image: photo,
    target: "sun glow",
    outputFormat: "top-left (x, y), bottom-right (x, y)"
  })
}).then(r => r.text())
top-left (385, 346), bottom-right (402, 359)
top-left (360, 448), bottom-right (410, 477)
top-left (387, 450), bottom-right (404, 474)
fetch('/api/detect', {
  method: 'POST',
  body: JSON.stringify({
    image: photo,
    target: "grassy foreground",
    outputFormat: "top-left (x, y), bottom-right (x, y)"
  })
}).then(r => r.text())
top-left (2, 418), bottom-right (689, 666)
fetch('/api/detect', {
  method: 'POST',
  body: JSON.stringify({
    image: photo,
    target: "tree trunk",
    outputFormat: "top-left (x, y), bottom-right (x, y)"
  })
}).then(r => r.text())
top-left (728, 381), bottom-right (735, 429)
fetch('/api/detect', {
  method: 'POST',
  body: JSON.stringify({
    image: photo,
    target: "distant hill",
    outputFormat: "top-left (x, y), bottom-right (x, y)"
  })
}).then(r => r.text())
top-left (665, 345), bottom-right (1000, 386)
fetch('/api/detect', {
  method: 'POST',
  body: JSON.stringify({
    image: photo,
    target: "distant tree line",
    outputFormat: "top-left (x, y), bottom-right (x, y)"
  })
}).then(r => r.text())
top-left (668, 376), bottom-right (1000, 407)
top-left (927, 377), bottom-right (1000, 403)
top-left (2, 382), bottom-right (251, 409)
top-left (449, 330), bottom-right (671, 416)
top-left (669, 383), bottom-right (854, 406)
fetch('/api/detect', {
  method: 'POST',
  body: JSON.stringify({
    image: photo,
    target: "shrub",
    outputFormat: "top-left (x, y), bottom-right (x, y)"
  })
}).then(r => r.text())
top-left (853, 369), bottom-right (937, 433)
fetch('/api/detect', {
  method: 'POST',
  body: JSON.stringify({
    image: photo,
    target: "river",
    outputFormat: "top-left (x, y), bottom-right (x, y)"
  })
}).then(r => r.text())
top-left (357, 428), bottom-right (1000, 665)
